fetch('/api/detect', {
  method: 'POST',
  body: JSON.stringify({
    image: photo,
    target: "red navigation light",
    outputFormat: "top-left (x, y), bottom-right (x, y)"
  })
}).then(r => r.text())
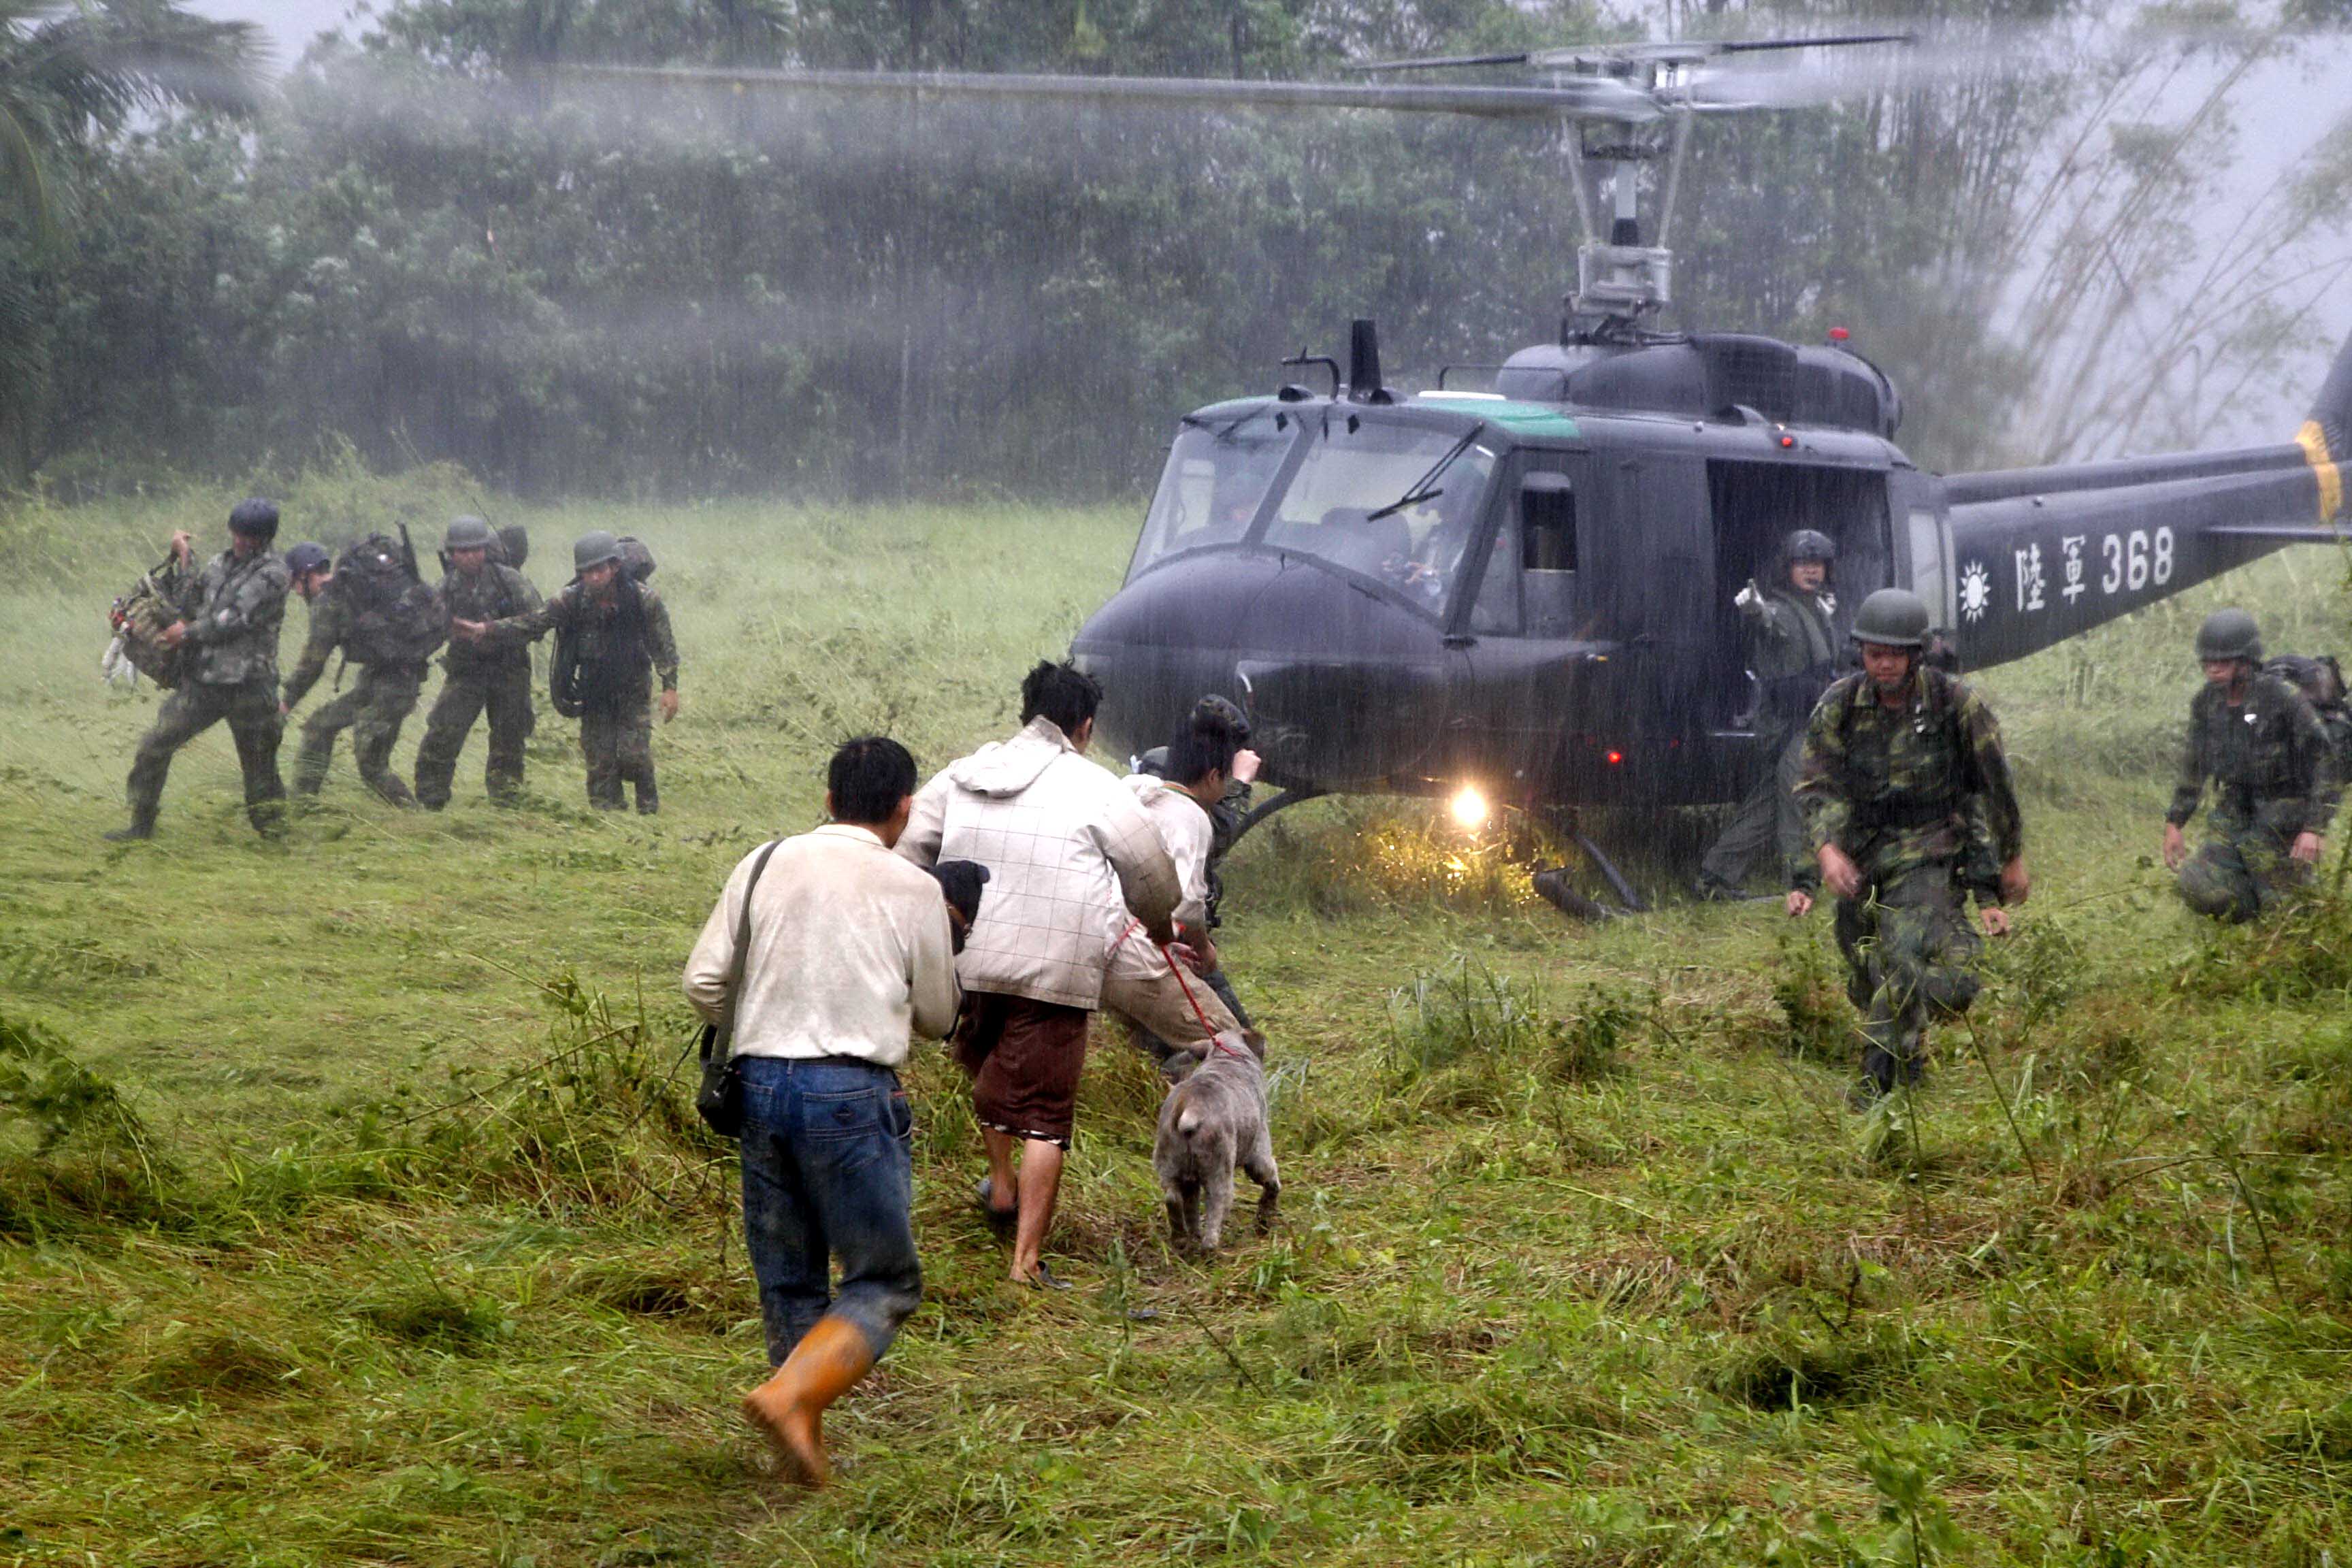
top-left (1828, 326), bottom-right (1850, 342)
top-left (1778, 434), bottom-right (1796, 448)
top-left (1605, 749), bottom-right (1623, 766)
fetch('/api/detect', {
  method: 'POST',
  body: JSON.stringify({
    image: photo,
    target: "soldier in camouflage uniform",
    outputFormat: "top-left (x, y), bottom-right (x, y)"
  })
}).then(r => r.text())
top-left (2162, 609), bottom-right (2330, 921)
top-left (415, 517), bottom-right (544, 808)
top-left (1699, 529), bottom-right (1844, 899)
top-left (282, 540), bottom-right (439, 807)
top-left (109, 500), bottom-right (291, 841)
top-left (1791, 589), bottom-right (2029, 1100)
top-left (480, 531), bottom-right (679, 813)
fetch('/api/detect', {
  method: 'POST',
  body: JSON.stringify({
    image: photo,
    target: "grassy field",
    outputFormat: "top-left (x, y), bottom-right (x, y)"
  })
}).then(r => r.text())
top-left (3, 471), bottom-right (2351, 1567)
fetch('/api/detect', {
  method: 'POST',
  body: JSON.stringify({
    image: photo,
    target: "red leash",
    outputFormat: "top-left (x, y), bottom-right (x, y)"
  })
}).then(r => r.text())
top-left (1161, 936), bottom-right (1252, 1062)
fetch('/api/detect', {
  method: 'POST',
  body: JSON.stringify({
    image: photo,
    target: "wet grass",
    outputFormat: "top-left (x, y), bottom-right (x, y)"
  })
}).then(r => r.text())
top-left (1, 483), bottom-right (2351, 1563)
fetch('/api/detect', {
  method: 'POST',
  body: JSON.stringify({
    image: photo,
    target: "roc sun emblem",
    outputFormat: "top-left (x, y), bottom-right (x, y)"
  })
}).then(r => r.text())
top-left (1958, 559), bottom-right (1993, 622)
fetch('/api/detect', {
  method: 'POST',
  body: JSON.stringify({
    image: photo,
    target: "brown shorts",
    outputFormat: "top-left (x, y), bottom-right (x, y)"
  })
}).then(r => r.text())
top-left (953, 991), bottom-right (1092, 1149)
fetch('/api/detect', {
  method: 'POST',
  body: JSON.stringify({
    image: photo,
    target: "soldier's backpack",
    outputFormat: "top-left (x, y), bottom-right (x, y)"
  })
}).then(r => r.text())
top-left (334, 531), bottom-right (450, 668)
top-left (105, 557), bottom-right (188, 689)
top-left (492, 524), bottom-right (530, 570)
top-left (2267, 654), bottom-right (2352, 765)
top-left (617, 534), bottom-right (656, 583)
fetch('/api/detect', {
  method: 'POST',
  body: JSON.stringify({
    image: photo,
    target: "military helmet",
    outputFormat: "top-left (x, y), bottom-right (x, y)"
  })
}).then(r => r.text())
top-left (284, 541), bottom-right (331, 577)
top-left (572, 529), bottom-right (624, 572)
top-left (445, 515), bottom-right (495, 551)
top-left (228, 497), bottom-right (280, 540)
top-left (1851, 588), bottom-right (1931, 649)
top-left (2195, 607), bottom-right (2261, 663)
top-left (1784, 528), bottom-right (1838, 564)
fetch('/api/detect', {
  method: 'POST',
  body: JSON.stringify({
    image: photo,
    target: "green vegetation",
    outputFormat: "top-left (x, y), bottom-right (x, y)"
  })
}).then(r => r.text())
top-left (3, 487), bottom-right (2352, 1565)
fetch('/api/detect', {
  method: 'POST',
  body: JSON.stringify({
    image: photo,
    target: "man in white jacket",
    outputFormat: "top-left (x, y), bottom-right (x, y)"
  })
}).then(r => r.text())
top-left (683, 736), bottom-right (960, 1487)
top-left (1124, 715), bottom-right (1259, 1073)
top-left (898, 662), bottom-right (1238, 1286)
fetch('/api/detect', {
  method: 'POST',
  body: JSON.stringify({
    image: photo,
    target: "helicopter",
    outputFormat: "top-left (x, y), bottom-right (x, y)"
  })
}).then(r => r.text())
top-left (583, 38), bottom-right (2352, 906)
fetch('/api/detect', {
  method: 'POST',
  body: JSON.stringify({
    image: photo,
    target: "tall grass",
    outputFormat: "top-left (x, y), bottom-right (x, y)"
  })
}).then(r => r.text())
top-left (1, 473), bottom-right (2351, 1564)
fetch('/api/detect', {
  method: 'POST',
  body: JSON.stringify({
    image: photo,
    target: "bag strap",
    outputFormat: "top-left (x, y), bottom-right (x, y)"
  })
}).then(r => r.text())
top-left (712, 839), bottom-right (785, 1061)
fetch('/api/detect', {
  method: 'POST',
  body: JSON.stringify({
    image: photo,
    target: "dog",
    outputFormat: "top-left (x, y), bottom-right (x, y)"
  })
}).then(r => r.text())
top-left (1152, 1028), bottom-right (1279, 1252)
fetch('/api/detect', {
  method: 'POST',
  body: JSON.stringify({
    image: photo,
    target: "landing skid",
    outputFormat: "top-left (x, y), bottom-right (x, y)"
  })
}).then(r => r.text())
top-left (1228, 785), bottom-right (1329, 847)
top-left (1530, 810), bottom-right (1650, 921)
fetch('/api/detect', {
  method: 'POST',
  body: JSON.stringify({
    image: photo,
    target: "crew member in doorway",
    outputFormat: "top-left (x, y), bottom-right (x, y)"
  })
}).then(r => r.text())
top-left (1697, 528), bottom-right (1842, 900)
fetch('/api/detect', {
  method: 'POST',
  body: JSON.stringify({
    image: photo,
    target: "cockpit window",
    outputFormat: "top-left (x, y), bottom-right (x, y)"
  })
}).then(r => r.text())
top-left (1260, 417), bottom-right (1497, 613)
top-left (1130, 412), bottom-right (1294, 574)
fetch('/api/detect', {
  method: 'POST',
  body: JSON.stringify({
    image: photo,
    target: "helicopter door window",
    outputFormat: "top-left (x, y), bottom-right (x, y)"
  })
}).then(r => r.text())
top-left (1129, 413), bottom-right (1294, 578)
top-left (1473, 469), bottom-right (1579, 638)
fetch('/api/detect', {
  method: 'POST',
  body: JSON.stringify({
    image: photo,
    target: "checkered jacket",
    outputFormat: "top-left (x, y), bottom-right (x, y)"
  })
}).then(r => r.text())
top-left (898, 717), bottom-right (1180, 1010)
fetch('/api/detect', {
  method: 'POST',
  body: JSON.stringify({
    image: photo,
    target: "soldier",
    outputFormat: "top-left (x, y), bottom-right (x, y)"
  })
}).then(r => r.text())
top-left (108, 499), bottom-right (291, 841)
top-left (414, 516), bottom-right (544, 809)
top-left (478, 531), bottom-right (678, 813)
top-left (281, 534), bottom-right (444, 807)
top-left (2162, 609), bottom-right (2329, 921)
top-left (1790, 588), bottom-right (2028, 1102)
top-left (1697, 529), bottom-right (1842, 900)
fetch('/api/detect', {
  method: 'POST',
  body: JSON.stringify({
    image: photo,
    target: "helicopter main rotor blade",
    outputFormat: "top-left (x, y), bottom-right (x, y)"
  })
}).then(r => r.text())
top-left (1360, 31), bottom-right (1916, 73)
top-left (566, 63), bottom-right (1659, 122)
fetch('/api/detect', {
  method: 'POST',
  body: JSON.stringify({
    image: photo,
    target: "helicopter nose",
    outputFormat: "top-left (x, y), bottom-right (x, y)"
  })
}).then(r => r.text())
top-left (1071, 552), bottom-right (1451, 788)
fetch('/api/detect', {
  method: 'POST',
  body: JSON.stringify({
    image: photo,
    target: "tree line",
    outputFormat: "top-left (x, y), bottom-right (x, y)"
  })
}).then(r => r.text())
top-left (3, 0), bottom-right (2345, 501)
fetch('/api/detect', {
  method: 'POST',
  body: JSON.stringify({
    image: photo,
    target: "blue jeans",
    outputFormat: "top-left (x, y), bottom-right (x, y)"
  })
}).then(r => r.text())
top-left (736, 1056), bottom-right (921, 1367)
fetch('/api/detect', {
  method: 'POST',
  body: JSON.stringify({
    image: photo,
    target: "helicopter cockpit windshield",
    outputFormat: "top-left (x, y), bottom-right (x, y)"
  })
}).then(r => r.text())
top-left (1261, 417), bottom-right (1497, 612)
top-left (1132, 410), bottom-right (1293, 570)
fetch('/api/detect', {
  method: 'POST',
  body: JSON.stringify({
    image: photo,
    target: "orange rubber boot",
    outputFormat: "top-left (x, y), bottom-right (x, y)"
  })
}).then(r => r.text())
top-left (740, 1316), bottom-right (877, 1488)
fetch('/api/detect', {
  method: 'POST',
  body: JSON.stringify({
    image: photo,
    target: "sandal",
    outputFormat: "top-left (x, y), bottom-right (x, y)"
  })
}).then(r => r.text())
top-left (974, 1178), bottom-right (1017, 1238)
top-left (1019, 1262), bottom-right (1073, 1292)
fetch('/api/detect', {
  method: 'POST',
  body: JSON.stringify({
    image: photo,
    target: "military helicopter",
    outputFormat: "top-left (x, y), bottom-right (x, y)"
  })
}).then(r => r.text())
top-left (588, 39), bottom-right (2352, 906)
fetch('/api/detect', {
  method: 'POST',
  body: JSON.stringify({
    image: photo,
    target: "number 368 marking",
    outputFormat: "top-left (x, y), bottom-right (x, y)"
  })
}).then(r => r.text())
top-left (2100, 527), bottom-right (2174, 594)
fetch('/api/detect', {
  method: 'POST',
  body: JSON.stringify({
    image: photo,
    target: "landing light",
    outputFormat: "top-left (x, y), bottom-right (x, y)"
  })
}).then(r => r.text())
top-left (1449, 785), bottom-right (1490, 832)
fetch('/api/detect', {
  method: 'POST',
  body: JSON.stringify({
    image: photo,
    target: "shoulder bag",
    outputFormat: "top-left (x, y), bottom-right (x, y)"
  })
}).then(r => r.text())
top-left (696, 839), bottom-right (782, 1137)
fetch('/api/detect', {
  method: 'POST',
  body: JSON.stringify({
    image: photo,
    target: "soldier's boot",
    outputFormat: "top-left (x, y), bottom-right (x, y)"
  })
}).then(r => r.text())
top-left (1855, 1009), bottom-right (1904, 1103)
top-left (634, 777), bottom-right (659, 816)
top-left (740, 1315), bottom-right (875, 1489)
top-left (412, 760), bottom-right (455, 812)
top-left (103, 815), bottom-right (156, 843)
top-left (249, 800), bottom-right (287, 840)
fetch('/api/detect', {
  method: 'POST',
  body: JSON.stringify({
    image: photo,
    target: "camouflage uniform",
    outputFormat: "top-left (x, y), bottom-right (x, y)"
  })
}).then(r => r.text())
top-left (1703, 583), bottom-right (1840, 892)
top-left (1796, 666), bottom-right (2023, 1092)
top-left (495, 576), bottom-right (678, 812)
top-left (413, 562), bottom-right (544, 807)
top-left (125, 549), bottom-right (291, 834)
top-left (284, 590), bottom-right (425, 806)
top-left (2166, 672), bottom-right (2330, 921)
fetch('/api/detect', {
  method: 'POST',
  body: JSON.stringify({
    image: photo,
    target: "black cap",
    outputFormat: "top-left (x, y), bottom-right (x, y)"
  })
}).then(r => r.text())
top-left (228, 497), bottom-right (280, 538)
top-left (284, 542), bottom-right (331, 576)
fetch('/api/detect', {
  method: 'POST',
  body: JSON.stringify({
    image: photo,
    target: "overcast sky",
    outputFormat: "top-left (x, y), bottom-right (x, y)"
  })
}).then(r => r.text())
top-left (186, 0), bottom-right (361, 68)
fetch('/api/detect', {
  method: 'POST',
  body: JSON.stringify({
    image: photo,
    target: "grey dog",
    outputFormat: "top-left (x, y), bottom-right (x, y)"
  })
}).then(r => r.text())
top-left (1153, 1029), bottom-right (1279, 1252)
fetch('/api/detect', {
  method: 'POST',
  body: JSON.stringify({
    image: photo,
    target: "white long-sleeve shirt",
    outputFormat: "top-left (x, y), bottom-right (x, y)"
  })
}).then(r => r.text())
top-left (683, 825), bottom-right (960, 1066)
top-left (1124, 774), bottom-right (1214, 932)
